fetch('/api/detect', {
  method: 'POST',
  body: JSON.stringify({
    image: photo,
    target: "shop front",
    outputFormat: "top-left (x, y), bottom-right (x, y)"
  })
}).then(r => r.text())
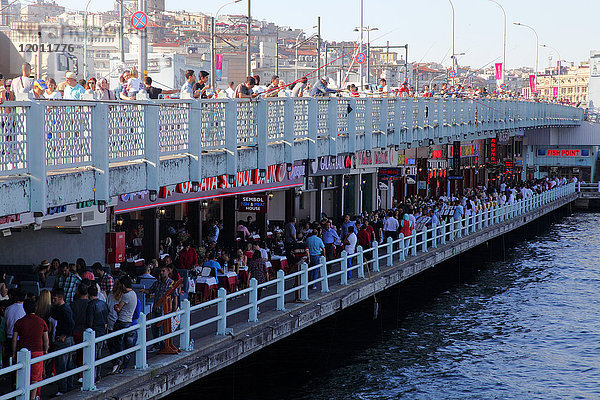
top-left (355, 148), bottom-right (398, 214)
top-left (527, 146), bottom-right (597, 182)
top-left (113, 163), bottom-right (304, 261)
top-left (306, 155), bottom-right (353, 219)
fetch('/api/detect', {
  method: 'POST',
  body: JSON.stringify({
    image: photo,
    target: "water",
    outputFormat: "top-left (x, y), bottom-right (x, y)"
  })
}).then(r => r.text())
top-left (169, 212), bottom-right (600, 400)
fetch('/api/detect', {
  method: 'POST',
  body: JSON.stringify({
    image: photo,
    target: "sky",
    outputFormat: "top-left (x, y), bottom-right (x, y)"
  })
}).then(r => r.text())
top-left (62, 0), bottom-right (599, 71)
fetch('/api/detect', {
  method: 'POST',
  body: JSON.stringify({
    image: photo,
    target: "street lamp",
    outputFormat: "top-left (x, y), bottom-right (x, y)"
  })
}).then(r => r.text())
top-left (488, 0), bottom-right (506, 73)
top-left (211, 0), bottom-right (242, 89)
top-left (540, 43), bottom-right (562, 100)
top-left (83, 0), bottom-right (92, 78)
top-left (448, 0), bottom-right (455, 75)
top-left (294, 25), bottom-right (317, 80)
top-left (354, 26), bottom-right (378, 88)
top-left (514, 22), bottom-right (539, 77)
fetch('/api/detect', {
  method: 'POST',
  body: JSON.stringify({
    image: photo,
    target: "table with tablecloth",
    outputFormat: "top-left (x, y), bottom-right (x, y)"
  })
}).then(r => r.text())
top-left (270, 256), bottom-right (289, 273)
top-left (217, 271), bottom-right (238, 292)
top-left (238, 266), bottom-right (249, 288)
top-left (195, 276), bottom-right (218, 302)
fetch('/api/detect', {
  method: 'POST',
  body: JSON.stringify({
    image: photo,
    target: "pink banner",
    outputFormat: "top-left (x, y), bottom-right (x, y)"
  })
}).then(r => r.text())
top-left (495, 63), bottom-right (503, 81)
top-left (553, 86), bottom-right (559, 98)
top-left (215, 54), bottom-right (223, 81)
top-left (529, 75), bottom-right (536, 94)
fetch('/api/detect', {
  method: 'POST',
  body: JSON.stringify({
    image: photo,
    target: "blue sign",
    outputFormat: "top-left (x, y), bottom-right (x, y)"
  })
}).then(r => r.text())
top-left (356, 53), bottom-right (366, 64)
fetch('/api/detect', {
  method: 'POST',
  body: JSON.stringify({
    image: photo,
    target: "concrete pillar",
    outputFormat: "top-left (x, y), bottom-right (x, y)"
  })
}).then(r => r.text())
top-left (142, 208), bottom-right (159, 261)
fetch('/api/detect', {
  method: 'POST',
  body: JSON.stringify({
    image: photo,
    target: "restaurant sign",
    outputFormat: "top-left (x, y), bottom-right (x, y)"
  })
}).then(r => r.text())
top-left (237, 195), bottom-right (267, 213)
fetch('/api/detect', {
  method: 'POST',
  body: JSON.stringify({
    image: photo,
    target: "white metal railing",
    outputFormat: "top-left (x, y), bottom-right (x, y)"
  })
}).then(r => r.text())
top-left (0, 182), bottom-right (576, 400)
top-left (0, 98), bottom-right (583, 217)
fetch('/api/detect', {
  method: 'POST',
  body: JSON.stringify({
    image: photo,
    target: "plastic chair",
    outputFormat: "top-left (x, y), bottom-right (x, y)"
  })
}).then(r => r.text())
top-left (139, 277), bottom-right (157, 289)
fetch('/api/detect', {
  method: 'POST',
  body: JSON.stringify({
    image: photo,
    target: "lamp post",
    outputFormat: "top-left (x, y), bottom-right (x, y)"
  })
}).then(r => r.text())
top-left (246, 0), bottom-right (251, 76)
top-left (514, 22), bottom-right (539, 88)
top-left (211, 0), bottom-right (241, 89)
top-left (295, 25), bottom-right (317, 80)
top-left (448, 0), bottom-right (455, 75)
top-left (354, 26), bottom-right (378, 88)
top-left (359, 0), bottom-right (364, 89)
top-left (488, 0), bottom-right (506, 73)
top-left (83, 0), bottom-right (92, 78)
top-left (540, 44), bottom-right (561, 100)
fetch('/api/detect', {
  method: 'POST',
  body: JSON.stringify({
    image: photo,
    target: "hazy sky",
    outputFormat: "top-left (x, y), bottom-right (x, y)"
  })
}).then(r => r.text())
top-left (62, 0), bottom-right (598, 70)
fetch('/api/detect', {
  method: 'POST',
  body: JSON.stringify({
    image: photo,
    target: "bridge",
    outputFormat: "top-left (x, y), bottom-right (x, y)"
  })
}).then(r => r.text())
top-left (0, 98), bottom-right (583, 218)
top-left (0, 182), bottom-right (579, 400)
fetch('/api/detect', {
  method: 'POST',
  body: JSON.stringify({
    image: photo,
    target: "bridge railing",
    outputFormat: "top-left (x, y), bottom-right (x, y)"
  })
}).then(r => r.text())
top-left (0, 182), bottom-right (576, 399)
top-left (577, 182), bottom-right (600, 193)
top-left (0, 97), bottom-right (583, 177)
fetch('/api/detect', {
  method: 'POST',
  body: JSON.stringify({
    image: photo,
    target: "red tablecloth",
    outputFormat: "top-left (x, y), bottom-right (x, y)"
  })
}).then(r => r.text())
top-left (270, 258), bottom-right (289, 273)
top-left (218, 275), bottom-right (238, 292)
top-left (197, 283), bottom-right (218, 302)
top-left (238, 270), bottom-right (249, 288)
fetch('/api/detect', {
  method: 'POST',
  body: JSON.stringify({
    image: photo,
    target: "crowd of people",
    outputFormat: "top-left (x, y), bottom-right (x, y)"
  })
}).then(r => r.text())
top-left (0, 62), bottom-right (582, 106)
top-left (0, 176), bottom-right (572, 398)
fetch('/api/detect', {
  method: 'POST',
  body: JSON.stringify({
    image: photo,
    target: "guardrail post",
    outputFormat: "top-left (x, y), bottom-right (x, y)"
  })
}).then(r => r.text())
top-left (341, 251), bottom-right (348, 285)
top-left (411, 234), bottom-right (417, 256)
top-left (188, 101), bottom-right (203, 184)
top-left (398, 234), bottom-right (406, 261)
top-left (91, 103), bottom-right (109, 205)
top-left (16, 348), bottom-right (31, 400)
top-left (248, 278), bottom-right (258, 322)
top-left (144, 103), bottom-right (160, 194)
top-left (217, 288), bottom-right (227, 335)
top-left (432, 225), bottom-right (438, 248)
top-left (387, 236), bottom-right (393, 266)
top-left (276, 269), bottom-right (286, 311)
top-left (422, 227), bottom-right (428, 252)
top-left (357, 246), bottom-right (365, 279)
top-left (372, 241), bottom-right (380, 272)
top-left (441, 223), bottom-right (447, 244)
top-left (449, 220), bottom-right (455, 241)
top-left (180, 298), bottom-right (191, 351)
top-left (135, 312), bottom-right (148, 370)
top-left (320, 256), bottom-right (330, 293)
top-left (82, 328), bottom-right (96, 391)
top-left (300, 262), bottom-right (309, 300)
top-left (26, 102), bottom-right (47, 215)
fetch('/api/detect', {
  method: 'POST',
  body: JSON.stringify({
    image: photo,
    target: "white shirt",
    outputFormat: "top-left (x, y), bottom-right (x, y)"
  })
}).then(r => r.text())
top-left (225, 87), bottom-right (235, 98)
top-left (44, 90), bottom-right (62, 99)
top-left (12, 76), bottom-right (34, 95)
top-left (344, 232), bottom-right (357, 255)
top-left (5, 302), bottom-right (26, 339)
top-left (117, 290), bottom-right (137, 323)
top-left (382, 216), bottom-right (399, 232)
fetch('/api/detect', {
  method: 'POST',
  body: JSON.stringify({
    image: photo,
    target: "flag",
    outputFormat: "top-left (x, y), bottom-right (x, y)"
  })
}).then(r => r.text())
top-left (495, 63), bottom-right (504, 89)
top-left (529, 74), bottom-right (536, 95)
top-left (216, 54), bottom-right (223, 82)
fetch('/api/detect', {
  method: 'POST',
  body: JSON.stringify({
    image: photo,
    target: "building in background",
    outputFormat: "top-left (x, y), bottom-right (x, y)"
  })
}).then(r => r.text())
top-left (536, 62), bottom-right (589, 104)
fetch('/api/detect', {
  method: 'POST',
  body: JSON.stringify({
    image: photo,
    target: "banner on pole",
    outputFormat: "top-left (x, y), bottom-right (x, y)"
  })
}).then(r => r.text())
top-left (529, 74), bottom-right (536, 95)
top-left (553, 86), bottom-right (559, 98)
top-left (495, 63), bottom-right (504, 89)
top-left (216, 54), bottom-right (223, 81)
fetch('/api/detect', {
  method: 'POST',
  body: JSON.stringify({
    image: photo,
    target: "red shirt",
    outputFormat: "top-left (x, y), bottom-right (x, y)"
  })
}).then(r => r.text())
top-left (13, 314), bottom-right (48, 352)
top-left (178, 247), bottom-right (198, 269)
top-left (357, 229), bottom-right (372, 249)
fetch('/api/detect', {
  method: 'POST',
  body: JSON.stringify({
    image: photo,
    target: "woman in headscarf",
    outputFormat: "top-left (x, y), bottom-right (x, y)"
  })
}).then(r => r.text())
top-left (95, 78), bottom-right (114, 100)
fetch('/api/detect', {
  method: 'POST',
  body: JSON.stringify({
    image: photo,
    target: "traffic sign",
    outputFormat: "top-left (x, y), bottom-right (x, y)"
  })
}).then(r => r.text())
top-left (131, 11), bottom-right (148, 30)
top-left (356, 53), bottom-right (366, 64)
top-left (500, 83), bottom-right (507, 91)
top-left (448, 70), bottom-right (456, 79)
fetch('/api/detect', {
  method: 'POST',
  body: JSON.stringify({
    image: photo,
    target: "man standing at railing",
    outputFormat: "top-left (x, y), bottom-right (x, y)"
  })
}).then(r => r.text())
top-left (180, 70), bottom-right (199, 99)
top-left (57, 262), bottom-right (82, 304)
top-left (12, 298), bottom-right (49, 400)
top-left (306, 229), bottom-right (325, 289)
top-left (140, 265), bottom-right (173, 351)
top-left (321, 220), bottom-right (340, 264)
top-left (63, 72), bottom-right (85, 100)
top-left (111, 276), bottom-right (137, 375)
top-left (86, 285), bottom-right (108, 381)
top-left (51, 288), bottom-right (75, 395)
top-left (309, 76), bottom-right (339, 97)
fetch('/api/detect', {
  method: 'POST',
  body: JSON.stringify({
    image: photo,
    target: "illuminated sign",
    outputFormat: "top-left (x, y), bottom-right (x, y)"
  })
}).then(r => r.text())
top-left (237, 195), bottom-right (267, 213)
top-left (538, 149), bottom-right (590, 157)
top-left (489, 138), bottom-right (497, 164)
top-left (448, 143), bottom-right (481, 157)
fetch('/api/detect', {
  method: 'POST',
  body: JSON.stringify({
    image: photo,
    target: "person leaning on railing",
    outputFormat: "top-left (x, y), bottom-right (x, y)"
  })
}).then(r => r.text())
top-left (235, 76), bottom-right (260, 99)
top-left (12, 298), bottom-right (49, 400)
